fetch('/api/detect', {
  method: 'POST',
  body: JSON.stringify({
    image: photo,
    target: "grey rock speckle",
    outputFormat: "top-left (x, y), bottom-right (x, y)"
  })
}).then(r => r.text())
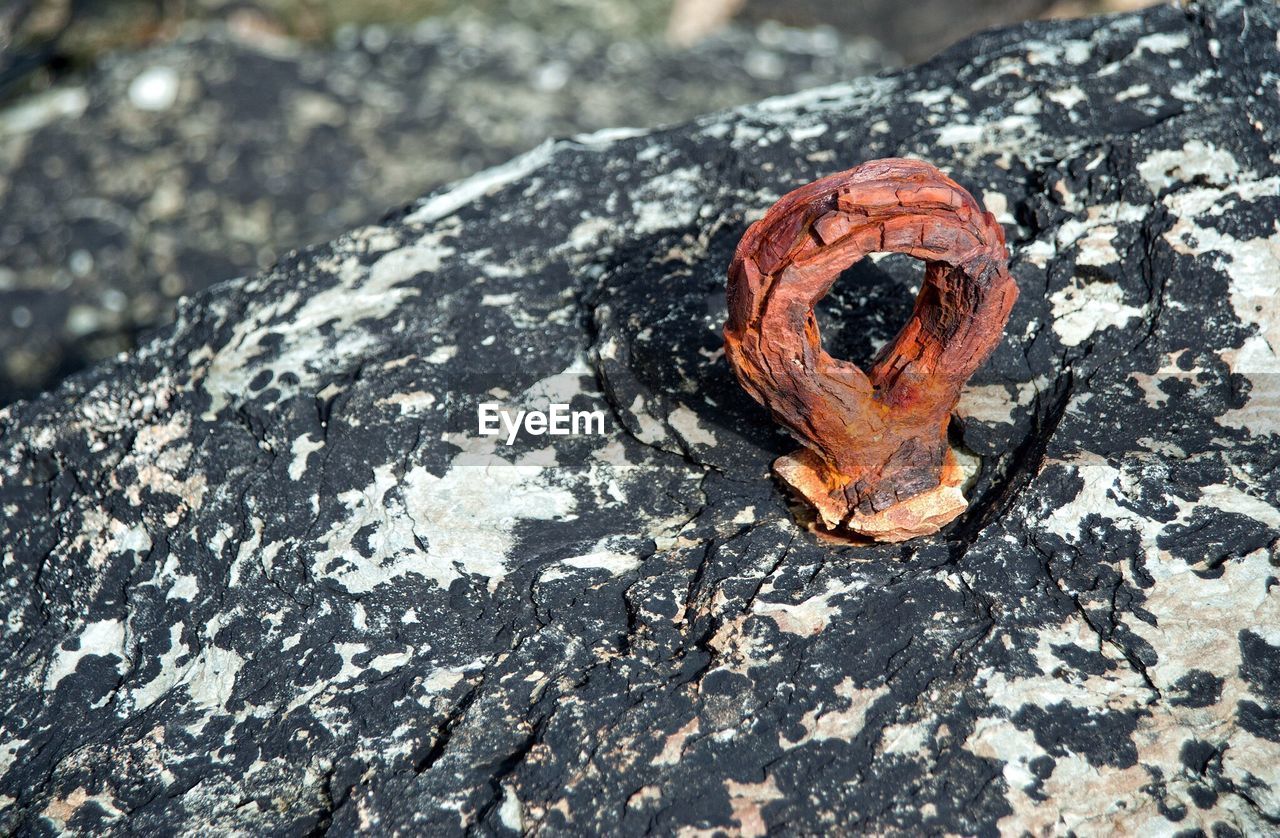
top-left (1, 2), bottom-right (1279, 834)
top-left (0, 17), bottom-right (890, 405)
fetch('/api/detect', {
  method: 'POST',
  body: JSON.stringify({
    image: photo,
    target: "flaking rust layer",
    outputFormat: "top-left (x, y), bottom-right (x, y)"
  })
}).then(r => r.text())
top-left (724, 158), bottom-right (1017, 540)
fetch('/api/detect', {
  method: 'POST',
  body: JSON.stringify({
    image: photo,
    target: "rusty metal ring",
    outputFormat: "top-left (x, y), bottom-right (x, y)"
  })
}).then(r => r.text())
top-left (724, 158), bottom-right (1018, 542)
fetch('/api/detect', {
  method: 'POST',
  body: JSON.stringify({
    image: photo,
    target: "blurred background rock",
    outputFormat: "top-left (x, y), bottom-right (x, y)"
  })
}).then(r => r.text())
top-left (0, 0), bottom-right (1157, 405)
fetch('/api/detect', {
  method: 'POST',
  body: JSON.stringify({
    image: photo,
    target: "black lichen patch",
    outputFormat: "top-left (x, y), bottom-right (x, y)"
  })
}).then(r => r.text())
top-left (1013, 702), bottom-right (1140, 769)
top-left (1169, 670), bottom-right (1225, 709)
top-left (1239, 631), bottom-right (1280, 701)
top-left (1159, 509), bottom-right (1277, 569)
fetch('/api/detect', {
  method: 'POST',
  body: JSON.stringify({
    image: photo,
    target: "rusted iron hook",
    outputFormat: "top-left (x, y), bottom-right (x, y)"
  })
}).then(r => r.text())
top-left (724, 158), bottom-right (1017, 542)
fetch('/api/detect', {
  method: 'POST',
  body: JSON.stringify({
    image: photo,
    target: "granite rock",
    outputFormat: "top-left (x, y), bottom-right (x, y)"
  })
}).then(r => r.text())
top-left (0, 17), bottom-right (890, 406)
top-left (1, 1), bottom-right (1279, 834)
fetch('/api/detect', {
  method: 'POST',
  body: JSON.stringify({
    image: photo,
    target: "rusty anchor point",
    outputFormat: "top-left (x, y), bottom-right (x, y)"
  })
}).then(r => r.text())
top-left (724, 158), bottom-right (1018, 542)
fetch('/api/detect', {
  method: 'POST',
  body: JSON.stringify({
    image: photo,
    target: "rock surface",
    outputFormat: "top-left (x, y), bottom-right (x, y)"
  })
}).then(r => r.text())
top-left (2, 1), bottom-right (1279, 834)
top-left (0, 17), bottom-right (889, 406)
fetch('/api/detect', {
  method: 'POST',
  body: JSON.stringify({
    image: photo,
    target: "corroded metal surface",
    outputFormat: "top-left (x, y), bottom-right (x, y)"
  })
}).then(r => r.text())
top-left (725, 158), bottom-right (1017, 539)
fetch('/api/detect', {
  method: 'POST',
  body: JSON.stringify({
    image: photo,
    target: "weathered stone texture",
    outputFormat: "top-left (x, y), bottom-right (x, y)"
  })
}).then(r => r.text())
top-left (1, 2), bottom-right (1278, 834)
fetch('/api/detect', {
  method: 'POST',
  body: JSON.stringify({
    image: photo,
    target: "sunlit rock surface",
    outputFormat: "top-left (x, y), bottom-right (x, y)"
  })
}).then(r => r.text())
top-left (1, 2), bottom-right (1278, 833)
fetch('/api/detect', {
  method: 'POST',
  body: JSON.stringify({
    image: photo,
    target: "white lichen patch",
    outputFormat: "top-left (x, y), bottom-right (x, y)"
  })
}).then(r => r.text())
top-left (45, 619), bottom-right (128, 691)
top-left (41, 787), bottom-right (124, 831)
top-left (630, 166), bottom-right (706, 235)
top-left (667, 405), bottom-right (717, 448)
top-left (956, 377), bottom-right (1047, 426)
top-left (981, 616), bottom-right (1153, 719)
top-left (1023, 38), bottom-right (1092, 66)
top-left (1071, 224), bottom-right (1121, 267)
top-left (1128, 350), bottom-right (1198, 410)
top-left (1139, 140), bottom-right (1242, 194)
top-left (199, 228), bottom-right (450, 416)
top-left (753, 576), bottom-right (866, 637)
top-left (1016, 238), bottom-right (1056, 269)
top-left (934, 112), bottom-right (1040, 163)
top-left (1133, 30), bottom-right (1191, 55)
top-left (787, 122), bottom-right (829, 142)
top-left (182, 644), bottom-right (246, 712)
top-left (1162, 178), bottom-right (1280, 338)
top-left (424, 345), bottom-right (457, 364)
top-left (376, 390), bottom-right (437, 415)
top-left (421, 663), bottom-right (474, 697)
top-left (567, 217), bottom-right (613, 250)
top-left (653, 718), bottom-right (700, 766)
top-left (782, 679), bottom-right (889, 749)
top-left (1115, 83), bottom-right (1151, 101)
top-left (1054, 201), bottom-right (1147, 261)
top-left (311, 459), bottom-right (576, 595)
top-left (288, 432), bottom-right (325, 480)
top-left (982, 190), bottom-right (1014, 226)
top-left (1158, 171), bottom-right (1280, 434)
top-left (626, 394), bottom-right (672, 446)
top-left (877, 719), bottom-right (932, 757)
top-left (1218, 335), bottom-right (1280, 435)
top-left (406, 139), bottom-right (559, 225)
top-left (1046, 85), bottom-right (1087, 111)
top-left (935, 124), bottom-right (983, 146)
top-left (311, 361), bottom-right (615, 597)
top-left (547, 538), bottom-right (642, 578)
top-left (721, 776), bottom-right (785, 838)
top-left (744, 74), bottom-right (898, 119)
top-left (1042, 454), bottom-right (1137, 544)
top-left (969, 513), bottom-right (1280, 836)
top-left (1049, 279), bottom-right (1145, 347)
top-left (126, 623), bottom-right (190, 713)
